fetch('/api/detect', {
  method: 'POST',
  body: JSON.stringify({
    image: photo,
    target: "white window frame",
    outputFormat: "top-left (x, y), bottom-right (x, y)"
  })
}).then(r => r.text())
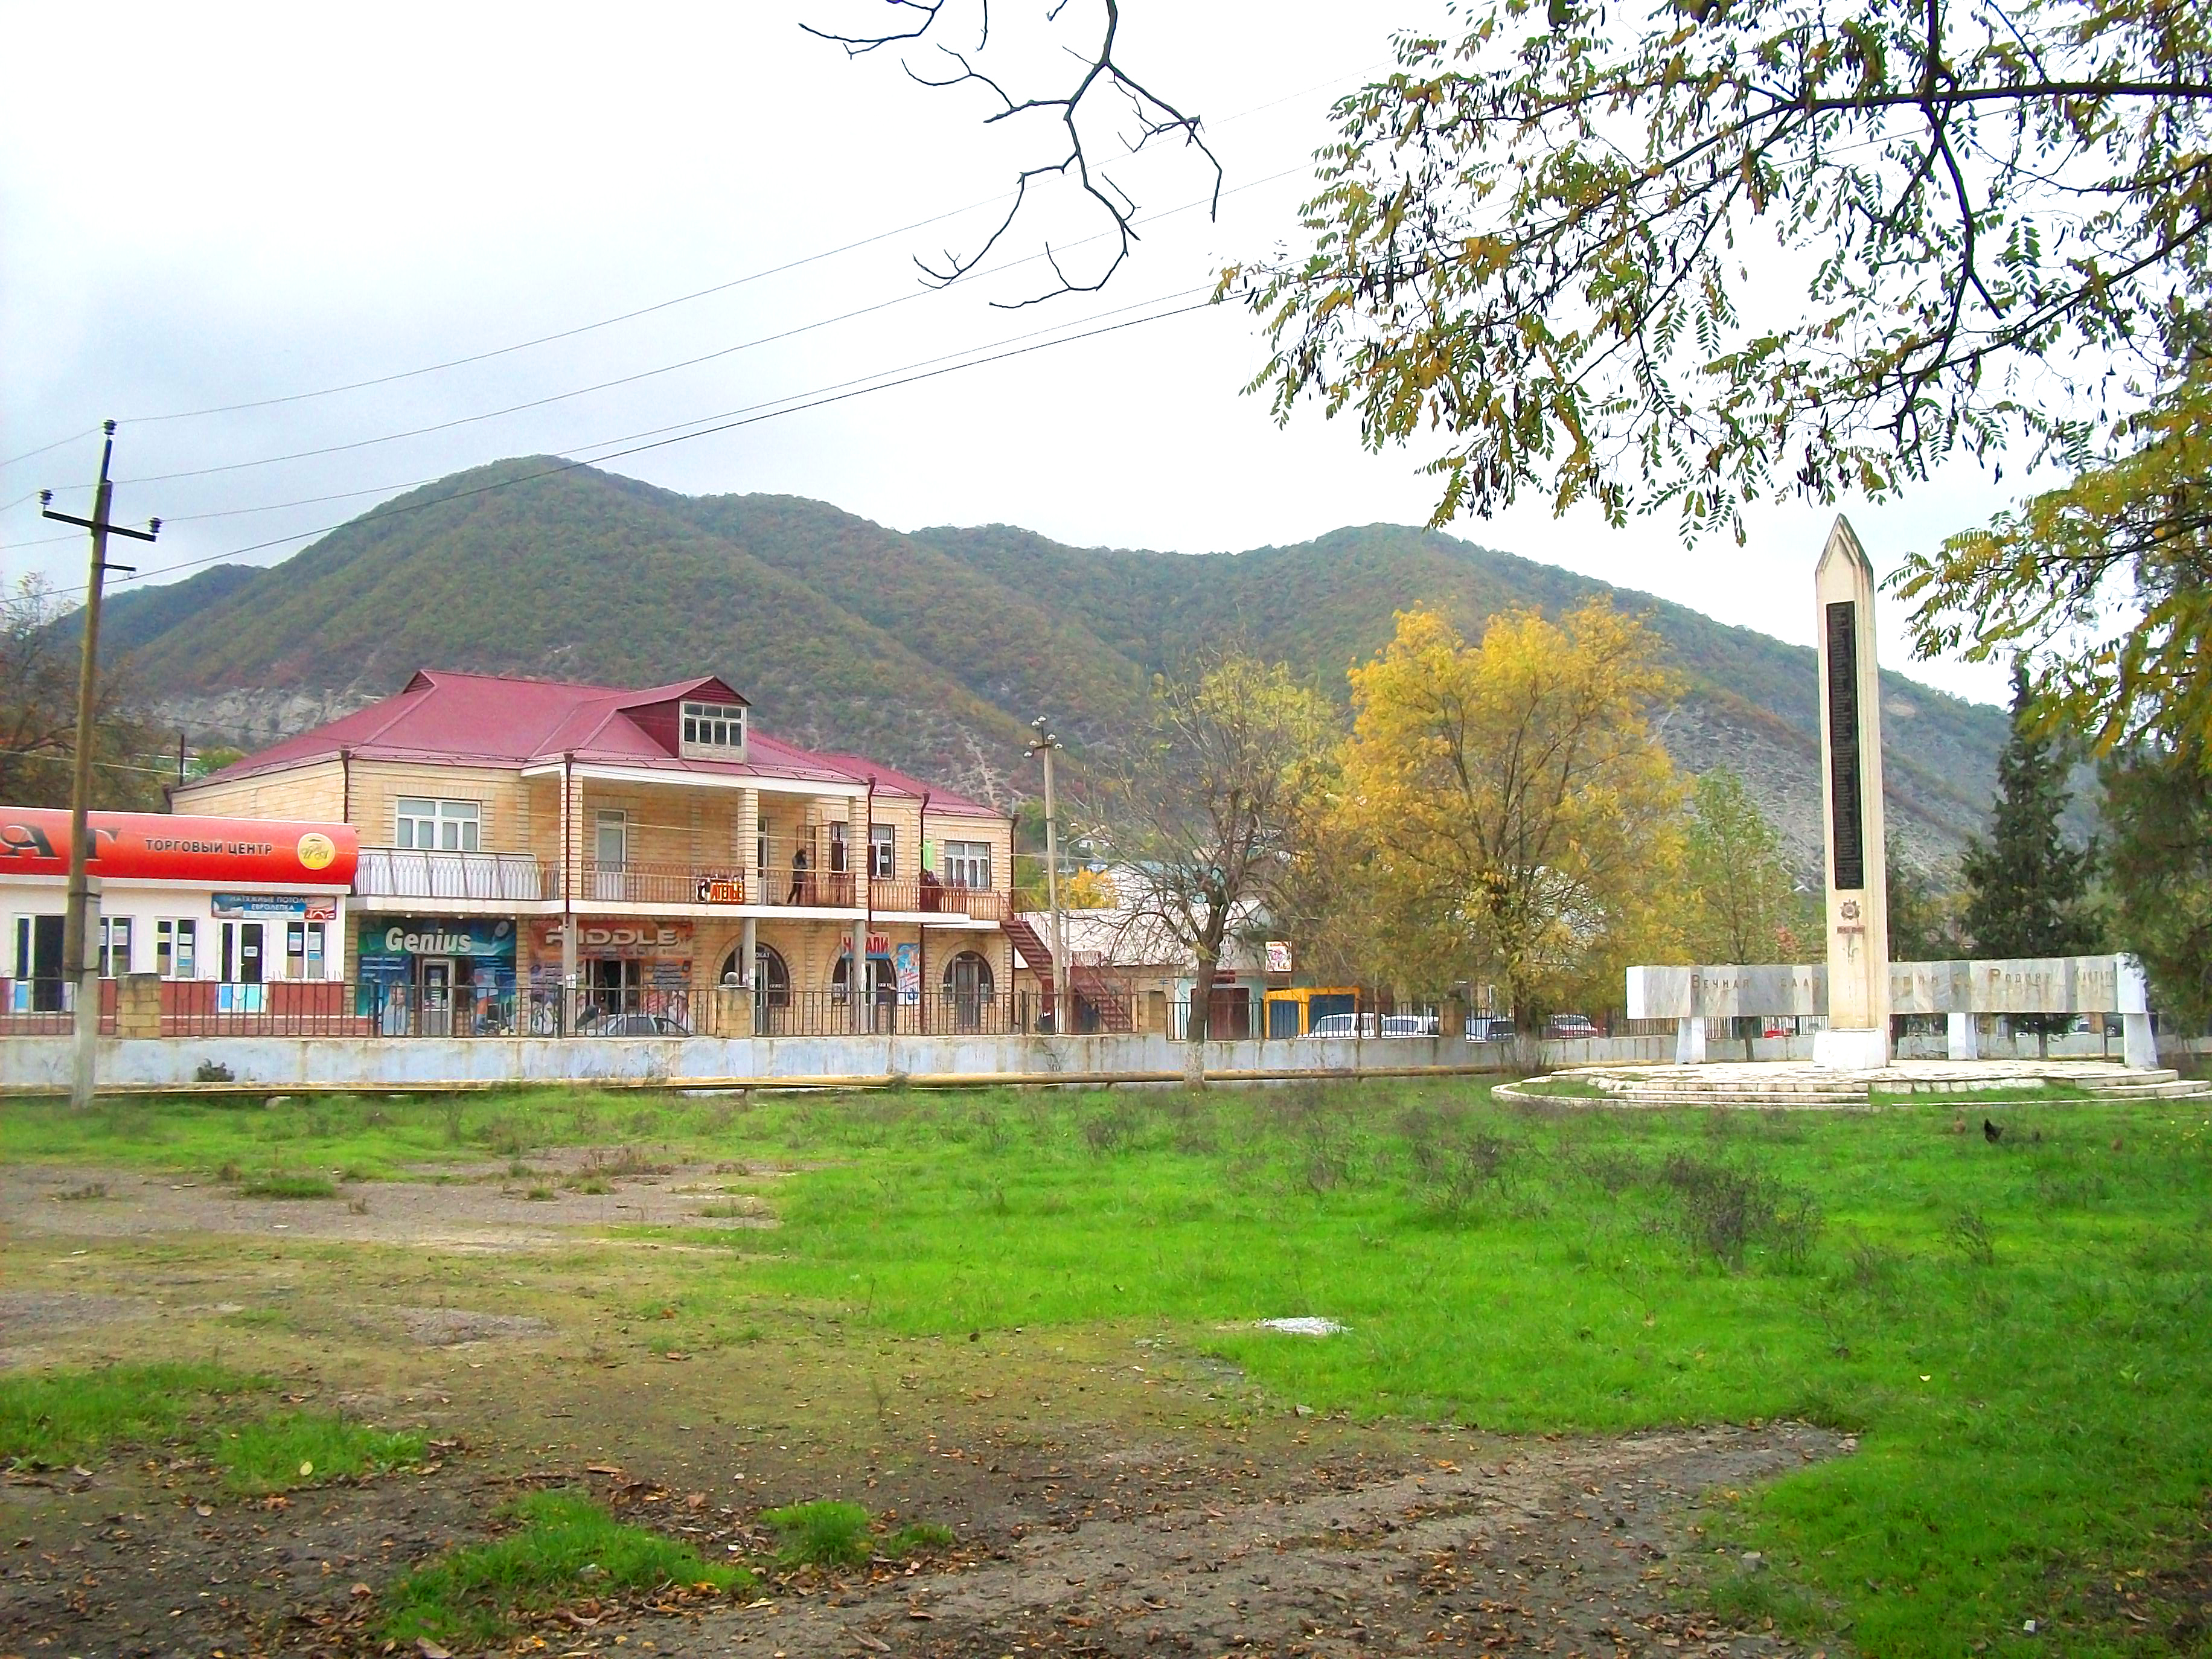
top-left (98, 915), bottom-right (133, 978)
top-left (158, 918), bottom-right (197, 979)
top-left (944, 840), bottom-right (991, 890)
top-left (396, 796), bottom-right (482, 852)
top-left (870, 823), bottom-right (895, 880)
top-left (680, 700), bottom-right (746, 756)
top-left (595, 809), bottom-right (627, 867)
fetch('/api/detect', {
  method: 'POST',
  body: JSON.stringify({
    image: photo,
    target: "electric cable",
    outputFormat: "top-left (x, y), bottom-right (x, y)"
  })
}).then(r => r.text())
top-left (113, 292), bottom-right (1216, 589)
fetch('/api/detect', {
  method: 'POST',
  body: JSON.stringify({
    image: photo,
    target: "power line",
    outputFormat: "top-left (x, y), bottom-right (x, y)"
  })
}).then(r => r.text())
top-left (6, 277), bottom-right (1218, 556)
top-left (113, 161), bottom-right (1306, 491)
top-left (115, 294), bottom-right (1215, 589)
top-left (5, 57), bottom-right (1386, 475)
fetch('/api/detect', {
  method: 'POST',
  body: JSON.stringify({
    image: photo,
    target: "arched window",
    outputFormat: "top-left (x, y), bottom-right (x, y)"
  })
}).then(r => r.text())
top-left (719, 942), bottom-right (790, 1006)
top-left (942, 951), bottom-right (994, 1031)
top-left (831, 951), bottom-right (895, 1003)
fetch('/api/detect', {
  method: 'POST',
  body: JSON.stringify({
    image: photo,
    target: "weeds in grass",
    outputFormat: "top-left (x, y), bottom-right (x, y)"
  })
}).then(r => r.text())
top-left (1947, 1209), bottom-right (1998, 1267)
top-left (56, 1180), bottom-right (108, 1201)
top-left (1401, 1105), bottom-right (1514, 1220)
top-left (382, 1489), bottom-right (747, 1648)
top-left (880, 1520), bottom-right (956, 1556)
top-left (237, 1173), bottom-right (336, 1200)
top-left (1081, 1107), bottom-right (1137, 1157)
top-left (193, 1060), bottom-right (233, 1082)
top-left (759, 1498), bottom-right (872, 1567)
top-left (209, 1411), bottom-right (425, 1494)
top-left (1656, 1154), bottom-right (1823, 1270)
top-left (0, 1363), bottom-right (269, 1466)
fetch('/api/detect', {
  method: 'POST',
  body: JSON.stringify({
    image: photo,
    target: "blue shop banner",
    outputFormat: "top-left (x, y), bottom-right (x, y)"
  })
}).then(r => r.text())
top-left (356, 917), bottom-right (517, 1018)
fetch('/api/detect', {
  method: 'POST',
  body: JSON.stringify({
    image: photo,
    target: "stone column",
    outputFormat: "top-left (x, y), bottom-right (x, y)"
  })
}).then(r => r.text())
top-left (117, 972), bottom-right (162, 1039)
top-left (1811, 517), bottom-right (1893, 1070)
top-left (1946, 1011), bottom-right (1979, 1061)
top-left (2118, 953), bottom-right (2157, 1069)
top-left (1675, 1015), bottom-right (1707, 1065)
top-left (737, 788), bottom-right (759, 905)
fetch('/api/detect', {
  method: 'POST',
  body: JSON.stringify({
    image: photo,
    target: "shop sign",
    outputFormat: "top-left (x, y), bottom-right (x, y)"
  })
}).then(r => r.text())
top-left (361, 917), bottom-right (517, 960)
top-left (836, 934), bottom-right (893, 958)
top-left (1265, 940), bottom-right (1294, 974)
top-left (215, 893), bottom-right (339, 921)
top-left (893, 942), bottom-right (921, 1005)
top-left (694, 875), bottom-right (745, 904)
top-left (532, 919), bottom-right (691, 959)
top-left (0, 806), bottom-right (356, 885)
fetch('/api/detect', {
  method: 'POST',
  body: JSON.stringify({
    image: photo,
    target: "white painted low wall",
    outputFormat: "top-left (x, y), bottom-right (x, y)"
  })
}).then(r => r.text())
top-left (0, 1032), bottom-right (1534, 1093)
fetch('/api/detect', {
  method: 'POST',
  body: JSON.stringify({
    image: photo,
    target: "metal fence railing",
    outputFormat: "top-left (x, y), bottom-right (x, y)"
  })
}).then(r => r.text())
top-left (356, 849), bottom-right (560, 903)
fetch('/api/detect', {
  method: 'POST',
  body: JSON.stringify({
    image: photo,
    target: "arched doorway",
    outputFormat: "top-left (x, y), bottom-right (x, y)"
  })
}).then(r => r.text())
top-left (717, 942), bottom-right (791, 1004)
top-left (833, 947), bottom-right (897, 1032)
top-left (942, 950), bottom-right (994, 1031)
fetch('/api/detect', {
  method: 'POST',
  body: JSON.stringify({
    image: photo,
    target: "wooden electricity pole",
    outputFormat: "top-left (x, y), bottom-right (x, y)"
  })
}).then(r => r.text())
top-left (40, 421), bottom-right (161, 1109)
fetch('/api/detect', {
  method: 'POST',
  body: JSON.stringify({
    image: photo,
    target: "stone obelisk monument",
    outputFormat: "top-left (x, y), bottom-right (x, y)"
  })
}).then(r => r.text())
top-left (1811, 517), bottom-right (1893, 1069)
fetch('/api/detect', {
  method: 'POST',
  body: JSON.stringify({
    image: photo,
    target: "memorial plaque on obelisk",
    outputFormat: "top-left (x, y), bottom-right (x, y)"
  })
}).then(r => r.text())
top-left (1811, 517), bottom-right (1893, 1069)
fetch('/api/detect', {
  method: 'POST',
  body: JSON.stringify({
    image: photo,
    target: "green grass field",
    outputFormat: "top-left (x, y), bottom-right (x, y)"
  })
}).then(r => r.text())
top-left (8, 1079), bottom-right (2210, 1654)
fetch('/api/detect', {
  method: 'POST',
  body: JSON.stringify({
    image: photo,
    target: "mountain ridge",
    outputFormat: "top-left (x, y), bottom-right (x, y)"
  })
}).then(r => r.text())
top-left (86, 456), bottom-right (2010, 870)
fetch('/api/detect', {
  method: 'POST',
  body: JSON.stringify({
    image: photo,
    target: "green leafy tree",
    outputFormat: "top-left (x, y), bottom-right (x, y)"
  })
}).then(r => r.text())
top-left (1959, 666), bottom-right (2100, 959)
top-left (1887, 830), bottom-right (1964, 963)
top-left (2101, 740), bottom-right (2212, 1034)
top-left (1682, 769), bottom-right (1798, 964)
top-left (1230, 0), bottom-right (2212, 753)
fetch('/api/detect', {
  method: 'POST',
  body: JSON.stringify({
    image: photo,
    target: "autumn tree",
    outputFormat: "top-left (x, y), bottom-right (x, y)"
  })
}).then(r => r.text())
top-left (1682, 768), bottom-right (1801, 964)
top-left (0, 575), bottom-right (162, 811)
top-left (1227, 0), bottom-right (2212, 753)
top-left (1336, 601), bottom-right (1683, 1026)
top-left (1886, 830), bottom-right (1965, 962)
top-left (1100, 651), bottom-right (1335, 1078)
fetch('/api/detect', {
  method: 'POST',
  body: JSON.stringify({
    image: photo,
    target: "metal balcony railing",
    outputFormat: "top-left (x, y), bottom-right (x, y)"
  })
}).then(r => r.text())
top-left (356, 848), bottom-right (561, 903)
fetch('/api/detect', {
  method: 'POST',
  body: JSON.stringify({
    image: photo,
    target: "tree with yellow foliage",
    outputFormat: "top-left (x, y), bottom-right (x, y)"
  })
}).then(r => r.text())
top-left (1337, 601), bottom-right (1683, 1023)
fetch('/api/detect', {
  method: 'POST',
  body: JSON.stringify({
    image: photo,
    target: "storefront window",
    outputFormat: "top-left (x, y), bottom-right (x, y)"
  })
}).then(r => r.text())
top-left (98, 916), bottom-right (132, 977)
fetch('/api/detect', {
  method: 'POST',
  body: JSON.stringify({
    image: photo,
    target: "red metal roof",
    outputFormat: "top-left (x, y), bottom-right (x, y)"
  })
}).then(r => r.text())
top-left (193, 668), bottom-right (1005, 814)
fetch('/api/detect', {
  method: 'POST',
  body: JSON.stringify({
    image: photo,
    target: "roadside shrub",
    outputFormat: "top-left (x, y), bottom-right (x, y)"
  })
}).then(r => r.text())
top-left (238, 1174), bottom-right (336, 1200)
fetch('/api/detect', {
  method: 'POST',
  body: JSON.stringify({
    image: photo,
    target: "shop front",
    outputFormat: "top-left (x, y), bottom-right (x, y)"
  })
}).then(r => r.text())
top-left (356, 916), bottom-right (517, 1035)
top-left (529, 918), bottom-right (694, 1031)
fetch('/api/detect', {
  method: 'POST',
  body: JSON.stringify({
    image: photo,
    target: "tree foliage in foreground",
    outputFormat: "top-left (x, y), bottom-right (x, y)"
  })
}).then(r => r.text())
top-left (1333, 601), bottom-right (1682, 1017)
top-left (1233, 0), bottom-right (2212, 752)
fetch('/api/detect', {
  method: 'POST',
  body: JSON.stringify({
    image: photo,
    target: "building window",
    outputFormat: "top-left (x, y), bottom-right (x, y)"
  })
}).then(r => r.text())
top-left (944, 840), bottom-right (991, 889)
top-left (397, 796), bottom-right (481, 851)
top-left (286, 921), bottom-right (306, 978)
top-left (828, 821), bottom-right (848, 874)
top-left (305, 922), bottom-right (326, 980)
top-left (594, 810), bottom-right (627, 866)
top-left (98, 916), bottom-right (133, 977)
top-left (680, 701), bottom-right (746, 755)
top-left (157, 919), bottom-right (196, 979)
top-left (870, 823), bottom-right (895, 880)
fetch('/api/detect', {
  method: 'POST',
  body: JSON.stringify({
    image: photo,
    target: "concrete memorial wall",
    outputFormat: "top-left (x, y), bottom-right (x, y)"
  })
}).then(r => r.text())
top-left (1626, 954), bottom-right (2155, 1068)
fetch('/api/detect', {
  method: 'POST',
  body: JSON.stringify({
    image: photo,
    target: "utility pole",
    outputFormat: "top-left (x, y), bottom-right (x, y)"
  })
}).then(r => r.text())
top-left (40, 421), bottom-right (161, 1110)
top-left (1028, 718), bottom-right (1069, 1034)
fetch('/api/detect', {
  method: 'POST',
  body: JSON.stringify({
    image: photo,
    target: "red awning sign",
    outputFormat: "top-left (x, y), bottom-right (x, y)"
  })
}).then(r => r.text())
top-left (0, 807), bottom-right (358, 887)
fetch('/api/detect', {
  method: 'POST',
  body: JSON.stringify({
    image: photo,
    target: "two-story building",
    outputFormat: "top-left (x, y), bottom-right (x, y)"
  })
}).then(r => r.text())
top-left (173, 669), bottom-right (1016, 1034)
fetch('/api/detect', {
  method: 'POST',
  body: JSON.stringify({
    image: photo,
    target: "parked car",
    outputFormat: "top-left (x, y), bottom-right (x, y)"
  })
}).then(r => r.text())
top-left (1378, 1014), bottom-right (1436, 1037)
top-left (1309, 1012), bottom-right (1374, 1038)
top-left (1466, 1017), bottom-right (1517, 1043)
top-left (580, 1012), bottom-right (692, 1037)
top-left (1544, 1013), bottom-right (1600, 1039)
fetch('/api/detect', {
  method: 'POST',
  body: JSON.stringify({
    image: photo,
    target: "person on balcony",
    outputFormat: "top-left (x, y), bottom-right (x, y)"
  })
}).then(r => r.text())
top-left (919, 867), bottom-right (944, 913)
top-left (788, 845), bottom-right (811, 905)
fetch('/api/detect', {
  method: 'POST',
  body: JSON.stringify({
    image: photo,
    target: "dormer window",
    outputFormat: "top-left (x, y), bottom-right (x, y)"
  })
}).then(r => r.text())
top-left (680, 700), bottom-right (746, 758)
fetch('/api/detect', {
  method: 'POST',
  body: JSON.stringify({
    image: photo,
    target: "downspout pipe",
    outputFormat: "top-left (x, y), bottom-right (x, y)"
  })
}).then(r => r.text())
top-left (917, 788), bottom-right (930, 1033)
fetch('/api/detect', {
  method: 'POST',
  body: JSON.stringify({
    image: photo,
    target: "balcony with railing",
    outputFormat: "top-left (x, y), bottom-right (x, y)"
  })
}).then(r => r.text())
top-left (356, 848), bottom-right (562, 904)
top-left (868, 877), bottom-right (1007, 921)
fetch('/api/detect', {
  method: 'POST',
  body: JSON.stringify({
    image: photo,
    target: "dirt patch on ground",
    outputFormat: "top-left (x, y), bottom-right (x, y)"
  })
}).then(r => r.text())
top-left (0, 1162), bottom-right (776, 1250)
top-left (0, 1425), bottom-right (1842, 1659)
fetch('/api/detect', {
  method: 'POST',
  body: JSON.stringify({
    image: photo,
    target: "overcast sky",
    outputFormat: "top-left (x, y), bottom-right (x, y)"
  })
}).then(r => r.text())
top-left (2, 1), bottom-right (2023, 706)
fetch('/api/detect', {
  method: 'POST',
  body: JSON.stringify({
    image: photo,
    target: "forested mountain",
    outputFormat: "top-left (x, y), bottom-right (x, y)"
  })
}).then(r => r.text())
top-left (89, 457), bottom-right (2011, 868)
